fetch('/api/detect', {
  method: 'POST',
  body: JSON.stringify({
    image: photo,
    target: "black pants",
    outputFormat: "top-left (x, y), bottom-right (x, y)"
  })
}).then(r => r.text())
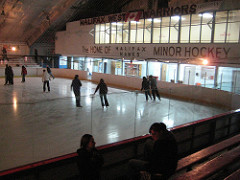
top-left (74, 91), bottom-right (81, 107)
top-left (22, 74), bottom-right (26, 82)
top-left (43, 81), bottom-right (50, 92)
top-left (152, 89), bottom-right (160, 100)
top-left (100, 94), bottom-right (109, 106)
top-left (144, 90), bottom-right (152, 101)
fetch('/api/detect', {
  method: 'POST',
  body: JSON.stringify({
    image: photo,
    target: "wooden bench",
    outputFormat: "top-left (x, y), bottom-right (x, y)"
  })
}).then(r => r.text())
top-left (224, 169), bottom-right (240, 180)
top-left (173, 145), bottom-right (240, 180)
top-left (141, 134), bottom-right (240, 180)
top-left (175, 134), bottom-right (240, 173)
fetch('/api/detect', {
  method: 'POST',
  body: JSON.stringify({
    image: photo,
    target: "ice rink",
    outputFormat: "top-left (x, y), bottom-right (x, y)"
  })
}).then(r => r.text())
top-left (0, 77), bottom-right (227, 171)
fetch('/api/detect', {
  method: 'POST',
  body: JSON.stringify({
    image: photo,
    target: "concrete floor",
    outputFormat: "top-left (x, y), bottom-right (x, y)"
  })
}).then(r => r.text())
top-left (0, 77), bottom-right (227, 171)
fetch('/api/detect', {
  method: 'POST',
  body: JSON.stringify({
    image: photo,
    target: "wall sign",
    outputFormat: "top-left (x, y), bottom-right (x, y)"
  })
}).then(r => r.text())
top-left (80, 44), bottom-right (235, 60)
top-left (80, 4), bottom-right (197, 26)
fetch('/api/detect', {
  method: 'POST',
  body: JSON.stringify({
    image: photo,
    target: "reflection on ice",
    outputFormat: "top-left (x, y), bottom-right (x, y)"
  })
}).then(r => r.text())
top-left (0, 77), bottom-right (227, 171)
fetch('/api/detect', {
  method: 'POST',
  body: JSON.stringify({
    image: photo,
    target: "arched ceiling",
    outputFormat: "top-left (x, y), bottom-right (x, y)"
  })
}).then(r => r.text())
top-left (0, 0), bottom-right (132, 46)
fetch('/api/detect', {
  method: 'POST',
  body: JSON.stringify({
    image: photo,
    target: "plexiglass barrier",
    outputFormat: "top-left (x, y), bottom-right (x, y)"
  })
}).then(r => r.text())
top-left (0, 84), bottom-right (232, 172)
top-left (89, 87), bottom-right (229, 147)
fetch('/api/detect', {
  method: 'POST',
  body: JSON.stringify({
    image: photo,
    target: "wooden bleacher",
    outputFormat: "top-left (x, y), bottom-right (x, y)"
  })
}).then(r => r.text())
top-left (171, 134), bottom-right (240, 180)
top-left (175, 134), bottom-right (240, 173)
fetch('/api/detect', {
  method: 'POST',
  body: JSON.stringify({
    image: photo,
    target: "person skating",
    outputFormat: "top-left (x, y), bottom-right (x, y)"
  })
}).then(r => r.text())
top-left (94, 79), bottom-right (109, 107)
top-left (71, 75), bottom-right (82, 107)
top-left (149, 75), bottom-right (161, 101)
top-left (42, 69), bottom-right (51, 92)
top-left (21, 65), bottom-right (27, 82)
top-left (141, 76), bottom-right (152, 101)
top-left (46, 65), bottom-right (55, 79)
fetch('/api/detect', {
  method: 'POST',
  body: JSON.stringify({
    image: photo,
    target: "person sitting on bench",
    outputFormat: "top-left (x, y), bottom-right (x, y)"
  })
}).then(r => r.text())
top-left (129, 122), bottom-right (178, 179)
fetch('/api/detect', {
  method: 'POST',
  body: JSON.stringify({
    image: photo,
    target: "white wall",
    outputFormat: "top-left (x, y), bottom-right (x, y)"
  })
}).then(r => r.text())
top-left (0, 67), bottom-right (40, 77)
top-left (1, 67), bottom-right (238, 109)
top-left (36, 68), bottom-right (88, 80)
top-left (91, 72), bottom-right (239, 109)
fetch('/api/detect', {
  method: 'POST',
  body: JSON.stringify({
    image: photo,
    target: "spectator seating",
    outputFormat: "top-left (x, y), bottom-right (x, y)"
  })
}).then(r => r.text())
top-left (172, 134), bottom-right (240, 180)
top-left (176, 133), bottom-right (240, 173)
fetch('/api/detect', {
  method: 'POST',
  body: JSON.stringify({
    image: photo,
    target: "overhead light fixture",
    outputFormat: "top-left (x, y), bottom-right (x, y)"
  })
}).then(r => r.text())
top-left (11, 47), bottom-right (17, 51)
top-left (199, 58), bottom-right (208, 65)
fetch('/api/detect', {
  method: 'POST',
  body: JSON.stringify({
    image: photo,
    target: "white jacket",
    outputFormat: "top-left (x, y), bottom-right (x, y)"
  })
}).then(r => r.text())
top-left (42, 71), bottom-right (51, 82)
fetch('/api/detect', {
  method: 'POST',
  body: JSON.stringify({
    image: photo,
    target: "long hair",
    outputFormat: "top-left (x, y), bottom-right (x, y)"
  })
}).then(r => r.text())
top-left (80, 134), bottom-right (93, 149)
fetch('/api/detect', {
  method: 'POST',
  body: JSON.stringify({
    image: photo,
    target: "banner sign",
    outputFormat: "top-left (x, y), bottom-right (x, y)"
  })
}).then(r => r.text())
top-left (80, 4), bottom-right (197, 25)
top-left (81, 44), bottom-right (237, 61)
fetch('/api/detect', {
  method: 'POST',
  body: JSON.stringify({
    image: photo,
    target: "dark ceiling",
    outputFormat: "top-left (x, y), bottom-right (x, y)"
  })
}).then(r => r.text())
top-left (0, 0), bottom-right (132, 46)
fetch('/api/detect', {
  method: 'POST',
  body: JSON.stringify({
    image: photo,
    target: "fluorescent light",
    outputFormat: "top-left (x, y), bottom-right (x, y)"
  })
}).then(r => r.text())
top-left (171, 16), bottom-right (180, 21)
top-left (199, 13), bottom-right (213, 18)
top-left (130, 21), bottom-right (141, 24)
top-left (153, 19), bottom-right (161, 22)
top-left (112, 22), bottom-right (123, 26)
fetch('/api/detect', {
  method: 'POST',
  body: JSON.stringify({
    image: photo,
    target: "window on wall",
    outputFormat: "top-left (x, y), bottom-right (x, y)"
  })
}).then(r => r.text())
top-left (123, 21), bottom-right (129, 43)
top-left (152, 18), bottom-right (161, 43)
top-left (130, 21), bottom-right (137, 43)
top-left (105, 23), bottom-right (110, 43)
top-left (100, 24), bottom-right (106, 44)
top-left (144, 19), bottom-right (152, 43)
top-left (111, 22), bottom-right (117, 43)
top-left (95, 24), bottom-right (100, 44)
top-left (161, 17), bottom-right (170, 43)
top-left (114, 22), bottom-right (123, 43)
top-left (148, 61), bottom-right (161, 80)
top-left (214, 11), bottom-right (228, 43)
top-left (180, 15), bottom-right (190, 43)
top-left (190, 14), bottom-right (201, 43)
top-left (170, 16), bottom-right (180, 43)
top-left (226, 10), bottom-right (240, 43)
top-left (201, 13), bottom-right (213, 43)
top-left (95, 9), bottom-right (240, 44)
top-left (136, 19), bottom-right (144, 43)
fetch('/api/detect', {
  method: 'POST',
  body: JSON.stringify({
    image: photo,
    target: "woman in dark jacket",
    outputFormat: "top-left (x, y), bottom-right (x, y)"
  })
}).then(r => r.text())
top-left (141, 76), bottom-right (152, 101)
top-left (94, 79), bottom-right (109, 107)
top-left (77, 134), bottom-right (104, 180)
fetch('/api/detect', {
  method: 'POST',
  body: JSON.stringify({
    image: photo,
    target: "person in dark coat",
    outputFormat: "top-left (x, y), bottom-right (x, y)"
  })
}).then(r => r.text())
top-left (129, 122), bottom-right (178, 179)
top-left (94, 79), bottom-right (109, 107)
top-left (149, 75), bottom-right (161, 101)
top-left (71, 75), bottom-right (82, 107)
top-left (77, 134), bottom-right (104, 180)
top-left (4, 64), bottom-right (10, 85)
top-left (46, 65), bottom-right (54, 79)
top-left (8, 66), bottom-right (14, 85)
top-left (141, 76), bottom-right (152, 101)
top-left (21, 66), bottom-right (27, 82)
